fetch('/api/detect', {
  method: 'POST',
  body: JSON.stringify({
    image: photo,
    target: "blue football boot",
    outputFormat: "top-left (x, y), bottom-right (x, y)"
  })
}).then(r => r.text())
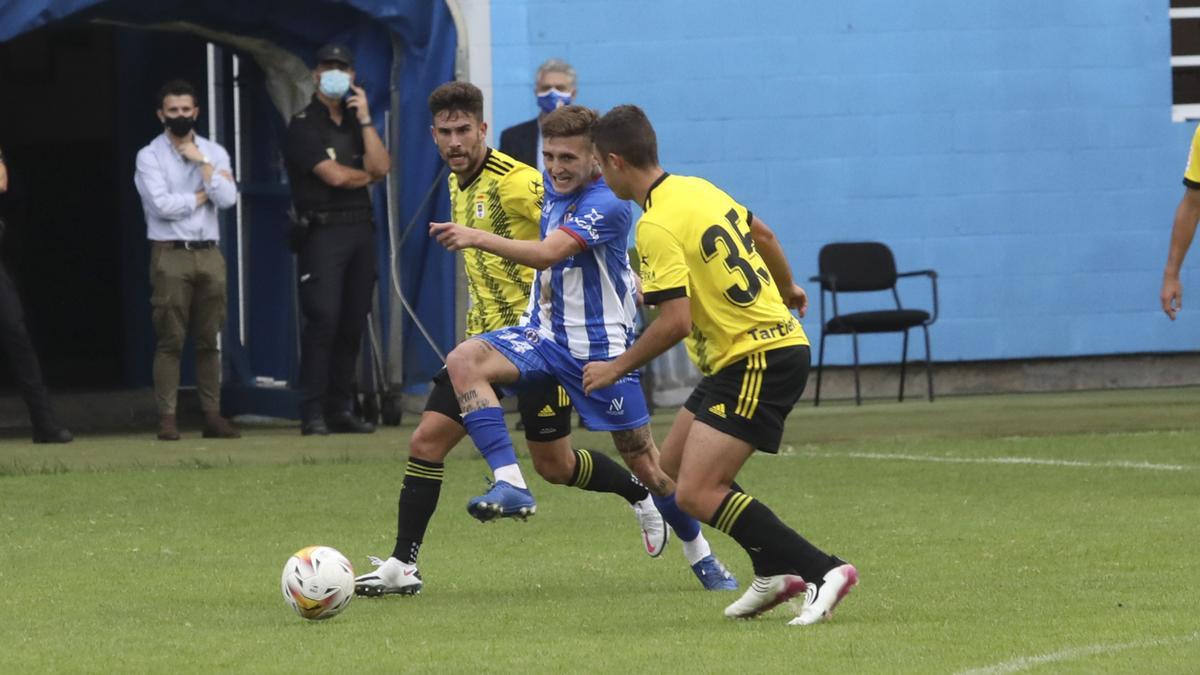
top-left (466, 479), bottom-right (537, 522)
top-left (691, 554), bottom-right (739, 590)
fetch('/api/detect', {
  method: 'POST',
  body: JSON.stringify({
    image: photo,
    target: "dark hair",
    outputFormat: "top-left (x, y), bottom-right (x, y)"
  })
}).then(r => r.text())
top-left (541, 105), bottom-right (598, 139)
top-left (592, 105), bottom-right (658, 169)
top-left (157, 79), bottom-right (198, 109)
top-left (428, 81), bottom-right (484, 121)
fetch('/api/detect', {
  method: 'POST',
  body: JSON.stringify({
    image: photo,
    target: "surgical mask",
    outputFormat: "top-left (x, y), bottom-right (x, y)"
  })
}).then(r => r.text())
top-left (319, 69), bottom-right (352, 99)
top-left (163, 115), bottom-right (196, 137)
top-left (536, 89), bottom-right (572, 114)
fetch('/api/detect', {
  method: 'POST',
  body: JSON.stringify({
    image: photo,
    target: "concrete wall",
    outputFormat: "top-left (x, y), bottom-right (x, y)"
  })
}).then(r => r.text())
top-left (488, 0), bottom-right (1198, 365)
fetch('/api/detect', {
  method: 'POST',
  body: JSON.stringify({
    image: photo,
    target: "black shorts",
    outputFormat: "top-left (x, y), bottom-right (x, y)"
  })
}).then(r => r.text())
top-left (684, 345), bottom-right (810, 453)
top-left (424, 368), bottom-right (573, 443)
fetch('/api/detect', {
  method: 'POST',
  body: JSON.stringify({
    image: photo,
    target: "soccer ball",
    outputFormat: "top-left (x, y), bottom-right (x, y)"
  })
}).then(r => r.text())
top-left (280, 545), bottom-right (355, 621)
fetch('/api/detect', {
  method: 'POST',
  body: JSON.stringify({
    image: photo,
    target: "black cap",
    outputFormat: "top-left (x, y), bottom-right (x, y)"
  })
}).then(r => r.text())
top-left (316, 44), bottom-right (354, 68)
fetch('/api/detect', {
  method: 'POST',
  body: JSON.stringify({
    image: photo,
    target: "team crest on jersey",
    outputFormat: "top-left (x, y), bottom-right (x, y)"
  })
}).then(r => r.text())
top-left (474, 195), bottom-right (486, 219)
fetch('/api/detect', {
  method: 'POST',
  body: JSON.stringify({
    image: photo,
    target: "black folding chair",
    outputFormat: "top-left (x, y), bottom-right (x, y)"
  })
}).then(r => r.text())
top-left (809, 242), bottom-right (938, 406)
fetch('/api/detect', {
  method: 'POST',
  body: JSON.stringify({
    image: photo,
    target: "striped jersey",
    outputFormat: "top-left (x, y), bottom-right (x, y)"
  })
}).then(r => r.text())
top-left (448, 148), bottom-right (542, 336)
top-left (523, 174), bottom-right (637, 361)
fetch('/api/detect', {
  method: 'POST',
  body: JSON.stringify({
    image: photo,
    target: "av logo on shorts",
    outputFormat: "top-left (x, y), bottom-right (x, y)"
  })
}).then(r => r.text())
top-left (523, 328), bottom-right (541, 344)
top-left (707, 403), bottom-right (727, 418)
top-left (607, 397), bottom-right (625, 415)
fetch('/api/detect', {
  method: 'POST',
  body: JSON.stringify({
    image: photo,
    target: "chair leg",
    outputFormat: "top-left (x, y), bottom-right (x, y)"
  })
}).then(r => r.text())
top-left (898, 329), bottom-right (909, 403)
top-left (814, 332), bottom-right (827, 407)
top-left (851, 332), bottom-right (862, 406)
top-left (922, 325), bottom-right (934, 402)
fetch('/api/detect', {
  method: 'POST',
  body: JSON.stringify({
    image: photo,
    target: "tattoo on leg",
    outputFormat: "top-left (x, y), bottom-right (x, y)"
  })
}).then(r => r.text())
top-left (613, 427), bottom-right (653, 460)
top-left (458, 389), bottom-right (488, 414)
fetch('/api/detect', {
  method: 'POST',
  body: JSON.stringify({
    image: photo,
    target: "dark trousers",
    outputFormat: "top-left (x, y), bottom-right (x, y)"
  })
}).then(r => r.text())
top-left (297, 222), bottom-right (376, 417)
top-left (0, 261), bottom-right (55, 428)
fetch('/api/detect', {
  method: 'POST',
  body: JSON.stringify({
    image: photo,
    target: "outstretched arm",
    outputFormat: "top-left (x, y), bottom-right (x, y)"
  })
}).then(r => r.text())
top-left (583, 295), bottom-right (691, 394)
top-left (429, 223), bottom-right (583, 269)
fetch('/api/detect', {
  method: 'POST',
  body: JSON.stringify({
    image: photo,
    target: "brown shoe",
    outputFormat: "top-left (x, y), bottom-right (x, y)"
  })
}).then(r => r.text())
top-left (202, 412), bottom-right (241, 439)
top-left (158, 414), bottom-right (181, 441)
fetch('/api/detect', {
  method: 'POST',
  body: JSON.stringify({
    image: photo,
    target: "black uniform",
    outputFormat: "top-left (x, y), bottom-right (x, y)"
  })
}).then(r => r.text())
top-left (283, 96), bottom-right (378, 420)
top-left (0, 146), bottom-right (70, 442)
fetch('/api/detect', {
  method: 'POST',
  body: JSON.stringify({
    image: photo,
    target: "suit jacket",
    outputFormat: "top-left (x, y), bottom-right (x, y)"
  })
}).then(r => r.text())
top-left (498, 117), bottom-right (539, 168)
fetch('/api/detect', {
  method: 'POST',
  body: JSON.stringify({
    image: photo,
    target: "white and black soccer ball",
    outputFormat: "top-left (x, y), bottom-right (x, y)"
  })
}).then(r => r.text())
top-left (280, 545), bottom-right (355, 621)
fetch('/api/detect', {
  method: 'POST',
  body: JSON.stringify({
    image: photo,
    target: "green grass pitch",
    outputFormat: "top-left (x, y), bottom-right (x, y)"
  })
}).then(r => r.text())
top-left (2, 388), bottom-right (1198, 672)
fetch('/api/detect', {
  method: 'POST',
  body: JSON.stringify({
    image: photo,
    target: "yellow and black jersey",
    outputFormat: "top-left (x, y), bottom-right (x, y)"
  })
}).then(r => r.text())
top-left (1185, 125), bottom-right (1200, 189)
top-left (637, 173), bottom-right (808, 374)
top-left (448, 148), bottom-right (542, 335)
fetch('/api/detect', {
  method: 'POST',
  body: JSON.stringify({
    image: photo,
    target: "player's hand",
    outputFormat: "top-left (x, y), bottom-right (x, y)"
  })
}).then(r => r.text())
top-left (1162, 277), bottom-right (1182, 320)
top-left (429, 221), bottom-right (476, 251)
top-left (633, 273), bottom-right (645, 306)
top-left (582, 361), bottom-right (620, 395)
top-left (347, 85), bottom-right (371, 125)
top-left (177, 141), bottom-right (206, 164)
top-left (780, 282), bottom-right (808, 318)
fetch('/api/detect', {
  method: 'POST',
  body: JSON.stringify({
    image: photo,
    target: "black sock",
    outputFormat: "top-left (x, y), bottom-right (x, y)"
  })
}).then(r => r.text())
top-left (709, 490), bottom-right (836, 579)
top-left (722, 481), bottom-right (780, 572)
top-left (391, 457), bottom-right (444, 564)
top-left (568, 448), bottom-right (649, 504)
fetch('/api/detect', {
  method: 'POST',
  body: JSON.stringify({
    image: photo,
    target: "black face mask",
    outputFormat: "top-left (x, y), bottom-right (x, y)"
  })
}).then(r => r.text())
top-left (163, 115), bottom-right (196, 137)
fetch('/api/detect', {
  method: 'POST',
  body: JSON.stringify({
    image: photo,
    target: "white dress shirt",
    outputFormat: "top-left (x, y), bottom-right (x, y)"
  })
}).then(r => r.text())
top-left (134, 132), bottom-right (237, 242)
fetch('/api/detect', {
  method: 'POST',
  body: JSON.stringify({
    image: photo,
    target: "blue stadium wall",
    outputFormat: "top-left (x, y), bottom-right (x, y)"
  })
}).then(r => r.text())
top-left (489, 0), bottom-right (1195, 365)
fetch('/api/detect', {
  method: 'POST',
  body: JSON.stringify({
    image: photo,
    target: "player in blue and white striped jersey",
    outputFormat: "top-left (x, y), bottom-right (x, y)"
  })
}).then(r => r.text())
top-left (430, 105), bottom-right (737, 590)
top-left (521, 163), bottom-right (638, 362)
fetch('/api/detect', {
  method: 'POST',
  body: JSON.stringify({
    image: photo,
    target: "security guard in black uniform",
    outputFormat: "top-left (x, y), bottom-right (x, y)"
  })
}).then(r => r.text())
top-left (283, 44), bottom-right (391, 435)
top-left (0, 145), bottom-right (72, 443)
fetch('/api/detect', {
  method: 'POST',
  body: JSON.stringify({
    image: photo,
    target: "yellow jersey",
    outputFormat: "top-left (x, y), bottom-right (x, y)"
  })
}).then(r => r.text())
top-left (1185, 124), bottom-right (1200, 188)
top-left (637, 173), bottom-right (808, 375)
top-left (448, 149), bottom-right (542, 335)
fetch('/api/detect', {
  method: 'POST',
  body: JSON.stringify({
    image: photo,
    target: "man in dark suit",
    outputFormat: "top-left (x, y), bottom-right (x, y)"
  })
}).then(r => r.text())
top-left (498, 58), bottom-right (576, 171)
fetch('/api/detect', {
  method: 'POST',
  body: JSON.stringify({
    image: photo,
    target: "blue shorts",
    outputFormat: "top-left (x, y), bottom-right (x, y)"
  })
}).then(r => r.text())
top-left (476, 327), bottom-right (650, 432)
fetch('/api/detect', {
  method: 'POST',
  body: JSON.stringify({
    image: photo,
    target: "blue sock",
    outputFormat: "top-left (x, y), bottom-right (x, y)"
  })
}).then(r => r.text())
top-left (653, 492), bottom-right (701, 542)
top-left (462, 407), bottom-right (518, 472)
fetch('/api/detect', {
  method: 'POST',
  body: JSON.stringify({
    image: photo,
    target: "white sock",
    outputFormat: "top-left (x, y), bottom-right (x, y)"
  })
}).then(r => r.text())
top-left (682, 533), bottom-right (712, 566)
top-left (494, 464), bottom-right (527, 489)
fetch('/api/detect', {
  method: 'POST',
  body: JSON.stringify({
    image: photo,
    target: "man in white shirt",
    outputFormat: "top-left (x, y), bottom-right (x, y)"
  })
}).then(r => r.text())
top-left (134, 79), bottom-right (239, 441)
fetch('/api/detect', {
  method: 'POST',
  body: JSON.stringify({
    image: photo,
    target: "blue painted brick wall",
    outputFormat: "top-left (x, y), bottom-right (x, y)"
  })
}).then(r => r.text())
top-left (491, 0), bottom-right (1196, 364)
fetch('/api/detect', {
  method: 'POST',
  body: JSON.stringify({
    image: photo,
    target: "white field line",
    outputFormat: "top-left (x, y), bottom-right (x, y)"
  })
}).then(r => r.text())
top-left (783, 449), bottom-right (1194, 472)
top-left (957, 631), bottom-right (1200, 675)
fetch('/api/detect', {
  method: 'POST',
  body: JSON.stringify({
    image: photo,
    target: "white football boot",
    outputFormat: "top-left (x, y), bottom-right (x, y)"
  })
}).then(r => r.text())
top-left (789, 561), bottom-right (858, 626)
top-left (632, 494), bottom-right (669, 557)
top-left (354, 555), bottom-right (423, 597)
top-left (723, 574), bottom-right (807, 619)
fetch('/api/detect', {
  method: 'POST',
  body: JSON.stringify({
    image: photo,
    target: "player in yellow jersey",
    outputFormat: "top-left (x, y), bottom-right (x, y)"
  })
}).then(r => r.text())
top-left (1161, 124), bottom-right (1200, 320)
top-left (355, 85), bottom-right (671, 598)
top-left (583, 105), bottom-right (858, 625)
